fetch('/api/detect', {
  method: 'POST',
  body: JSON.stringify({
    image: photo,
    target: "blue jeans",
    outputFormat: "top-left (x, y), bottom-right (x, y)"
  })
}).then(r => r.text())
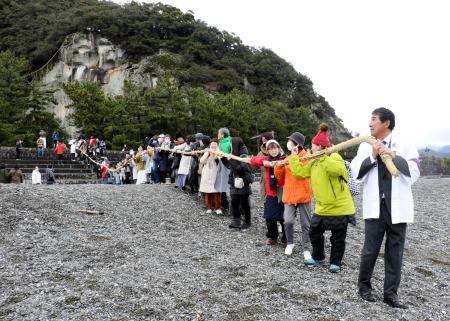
top-left (152, 160), bottom-right (160, 183)
top-left (37, 147), bottom-right (44, 157)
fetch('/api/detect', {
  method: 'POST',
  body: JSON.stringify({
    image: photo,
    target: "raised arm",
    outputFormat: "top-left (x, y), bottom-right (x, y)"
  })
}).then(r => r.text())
top-left (288, 154), bottom-right (312, 178)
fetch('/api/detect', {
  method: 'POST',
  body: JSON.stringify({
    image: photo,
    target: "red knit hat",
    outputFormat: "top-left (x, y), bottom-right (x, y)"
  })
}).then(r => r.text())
top-left (312, 123), bottom-right (331, 147)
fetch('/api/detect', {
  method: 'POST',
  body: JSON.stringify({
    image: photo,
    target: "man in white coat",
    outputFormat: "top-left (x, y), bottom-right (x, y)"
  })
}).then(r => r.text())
top-left (351, 108), bottom-right (420, 309)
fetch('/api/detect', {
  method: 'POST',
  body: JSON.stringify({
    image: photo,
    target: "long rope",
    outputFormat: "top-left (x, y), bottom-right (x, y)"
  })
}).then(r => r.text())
top-left (157, 147), bottom-right (252, 164)
top-left (158, 135), bottom-right (399, 176)
top-left (78, 145), bottom-right (131, 173)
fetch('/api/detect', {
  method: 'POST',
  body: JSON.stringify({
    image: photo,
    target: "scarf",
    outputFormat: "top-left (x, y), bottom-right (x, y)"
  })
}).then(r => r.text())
top-left (268, 153), bottom-right (281, 191)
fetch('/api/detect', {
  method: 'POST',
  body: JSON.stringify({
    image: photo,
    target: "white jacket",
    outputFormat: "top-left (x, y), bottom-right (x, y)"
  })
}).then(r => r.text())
top-left (175, 143), bottom-right (192, 176)
top-left (32, 169), bottom-right (42, 185)
top-left (350, 134), bottom-right (420, 224)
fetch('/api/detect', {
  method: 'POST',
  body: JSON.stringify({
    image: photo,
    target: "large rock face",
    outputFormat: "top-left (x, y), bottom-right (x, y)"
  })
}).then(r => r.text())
top-left (43, 32), bottom-right (157, 136)
top-left (42, 32), bottom-right (350, 142)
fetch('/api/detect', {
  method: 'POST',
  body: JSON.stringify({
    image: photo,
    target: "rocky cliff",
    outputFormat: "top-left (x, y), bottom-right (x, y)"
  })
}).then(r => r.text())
top-left (42, 32), bottom-right (351, 141)
top-left (43, 33), bottom-right (157, 136)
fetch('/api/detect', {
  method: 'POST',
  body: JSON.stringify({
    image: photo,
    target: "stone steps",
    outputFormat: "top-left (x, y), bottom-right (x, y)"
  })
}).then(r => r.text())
top-left (3, 165), bottom-right (92, 173)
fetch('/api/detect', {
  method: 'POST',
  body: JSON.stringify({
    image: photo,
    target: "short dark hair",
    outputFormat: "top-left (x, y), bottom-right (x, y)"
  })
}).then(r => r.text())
top-left (201, 136), bottom-right (211, 146)
top-left (14, 165), bottom-right (19, 170)
top-left (372, 107), bottom-right (395, 130)
top-left (231, 137), bottom-right (244, 156)
top-left (258, 131), bottom-right (274, 145)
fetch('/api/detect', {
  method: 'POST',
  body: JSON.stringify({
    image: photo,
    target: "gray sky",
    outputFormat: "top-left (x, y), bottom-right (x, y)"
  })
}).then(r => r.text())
top-left (115, 0), bottom-right (450, 147)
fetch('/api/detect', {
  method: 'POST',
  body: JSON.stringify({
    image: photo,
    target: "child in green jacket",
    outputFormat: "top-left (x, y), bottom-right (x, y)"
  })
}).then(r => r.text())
top-left (289, 124), bottom-right (355, 273)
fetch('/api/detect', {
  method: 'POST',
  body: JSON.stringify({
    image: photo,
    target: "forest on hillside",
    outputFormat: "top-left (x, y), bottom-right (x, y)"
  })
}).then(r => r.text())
top-left (0, 0), bottom-right (346, 149)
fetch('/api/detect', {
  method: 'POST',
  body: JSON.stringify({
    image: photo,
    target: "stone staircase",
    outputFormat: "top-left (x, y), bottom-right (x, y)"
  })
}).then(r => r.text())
top-left (0, 147), bottom-right (99, 184)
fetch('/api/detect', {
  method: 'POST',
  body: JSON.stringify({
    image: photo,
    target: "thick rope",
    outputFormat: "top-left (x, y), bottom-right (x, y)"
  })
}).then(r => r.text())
top-left (158, 135), bottom-right (399, 176)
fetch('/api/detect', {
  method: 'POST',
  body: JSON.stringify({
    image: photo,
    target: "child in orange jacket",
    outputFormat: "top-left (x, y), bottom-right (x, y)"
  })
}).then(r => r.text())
top-left (274, 132), bottom-right (314, 264)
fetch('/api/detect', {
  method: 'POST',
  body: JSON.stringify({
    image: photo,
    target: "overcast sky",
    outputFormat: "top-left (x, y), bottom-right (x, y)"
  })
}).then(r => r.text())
top-left (116, 0), bottom-right (450, 148)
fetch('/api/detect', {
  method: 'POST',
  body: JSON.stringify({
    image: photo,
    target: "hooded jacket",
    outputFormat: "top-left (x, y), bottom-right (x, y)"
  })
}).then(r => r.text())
top-left (289, 152), bottom-right (355, 216)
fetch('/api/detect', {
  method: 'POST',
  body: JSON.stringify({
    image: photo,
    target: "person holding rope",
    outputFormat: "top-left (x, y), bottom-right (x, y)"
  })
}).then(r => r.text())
top-left (199, 139), bottom-right (222, 214)
top-left (148, 134), bottom-right (165, 184)
top-left (220, 137), bottom-right (254, 229)
top-left (288, 124), bottom-right (356, 272)
top-left (134, 145), bottom-right (154, 185)
top-left (274, 132), bottom-right (314, 260)
top-left (159, 135), bottom-right (174, 184)
top-left (255, 132), bottom-right (275, 206)
top-left (351, 108), bottom-right (420, 308)
top-left (250, 139), bottom-right (287, 246)
top-left (174, 136), bottom-right (194, 190)
top-left (216, 128), bottom-right (232, 213)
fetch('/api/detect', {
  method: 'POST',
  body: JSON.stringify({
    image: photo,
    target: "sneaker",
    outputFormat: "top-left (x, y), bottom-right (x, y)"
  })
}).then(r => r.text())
top-left (303, 251), bottom-right (312, 261)
top-left (206, 209), bottom-right (212, 214)
top-left (303, 251), bottom-right (316, 265)
top-left (285, 244), bottom-right (295, 255)
top-left (266, 239), bottom-right (277, 245)
top-left (215, 209), bottom-right (223, 215)
top-left (329, 264), bottom-right (341, 273)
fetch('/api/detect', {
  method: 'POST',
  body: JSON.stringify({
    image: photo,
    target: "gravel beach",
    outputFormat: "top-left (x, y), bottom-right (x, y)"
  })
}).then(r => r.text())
top-left (1, 178), bottom-right (449, 321)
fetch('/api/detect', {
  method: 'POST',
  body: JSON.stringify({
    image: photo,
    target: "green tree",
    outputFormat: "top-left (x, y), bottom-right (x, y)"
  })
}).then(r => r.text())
top-left (0, 51), bottom-right (61, 145)
top-left (62, 81), bottom-right (110, 135)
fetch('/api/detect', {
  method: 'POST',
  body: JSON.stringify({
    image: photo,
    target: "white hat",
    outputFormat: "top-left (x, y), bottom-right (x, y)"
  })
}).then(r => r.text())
top-left (265, 139), bottom-right (281, 148)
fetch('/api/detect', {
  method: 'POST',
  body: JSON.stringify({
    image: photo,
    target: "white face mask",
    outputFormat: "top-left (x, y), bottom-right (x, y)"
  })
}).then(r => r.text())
top-left (287, 140), bottom-right (294, 151)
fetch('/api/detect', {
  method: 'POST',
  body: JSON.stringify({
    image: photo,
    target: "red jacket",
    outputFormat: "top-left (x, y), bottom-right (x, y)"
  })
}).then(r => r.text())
top-left (55, 143), bottom-right (64, 155)
top-left (250, 155), bottom-right (285, 197)
top-left (101, 165), bottom-right (108, 178)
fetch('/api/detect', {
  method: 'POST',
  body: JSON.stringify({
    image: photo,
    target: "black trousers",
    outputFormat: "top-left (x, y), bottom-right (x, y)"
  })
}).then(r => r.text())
top-left (124, 172), bottom-right (131, 184)
top-left (266, 219), bottom-right (287, 243)
top-left (358, 199), bottom-right (407, 299)
top-left (221, 192), bottom-right (229, 210)
top-left (309, 223), bottom-right (348, 266)
top-left (231, 194), bottom-right (250, 223)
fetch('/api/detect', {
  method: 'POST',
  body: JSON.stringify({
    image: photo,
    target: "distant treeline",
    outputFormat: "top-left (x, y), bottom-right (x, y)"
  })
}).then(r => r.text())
top-left (420, 156), bottom-right (450, 176)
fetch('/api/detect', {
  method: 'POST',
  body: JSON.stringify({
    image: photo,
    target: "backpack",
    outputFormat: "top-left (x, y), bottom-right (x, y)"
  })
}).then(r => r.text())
top-left (340, 160), bottom-right (360, 196)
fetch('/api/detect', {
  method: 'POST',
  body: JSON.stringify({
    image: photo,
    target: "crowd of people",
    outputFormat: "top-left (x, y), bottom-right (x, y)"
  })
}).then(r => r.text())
top-left (95, 107), bottom-right (419, 309)
top-left (2, 108), bottom-right (421, 309)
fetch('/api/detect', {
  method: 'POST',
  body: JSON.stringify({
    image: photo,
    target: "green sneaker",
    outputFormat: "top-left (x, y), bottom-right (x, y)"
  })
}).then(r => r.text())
top-left (329, 264), bottom-right (341, 273)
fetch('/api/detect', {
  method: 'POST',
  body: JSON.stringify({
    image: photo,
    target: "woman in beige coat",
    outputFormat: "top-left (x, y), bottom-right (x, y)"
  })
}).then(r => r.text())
top-left (199, 139), bottom-right (222, 214)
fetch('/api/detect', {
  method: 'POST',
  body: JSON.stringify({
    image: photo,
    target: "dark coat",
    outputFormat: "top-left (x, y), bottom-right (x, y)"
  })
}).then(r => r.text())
top-left (221, 145), bottom-right (253, 195)
top-left (46, 168), bottom-right (56, 184)
top-left (159, 143), bottom-right (174, 172)
top-left (149, 139), bottom-right (161, 160)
